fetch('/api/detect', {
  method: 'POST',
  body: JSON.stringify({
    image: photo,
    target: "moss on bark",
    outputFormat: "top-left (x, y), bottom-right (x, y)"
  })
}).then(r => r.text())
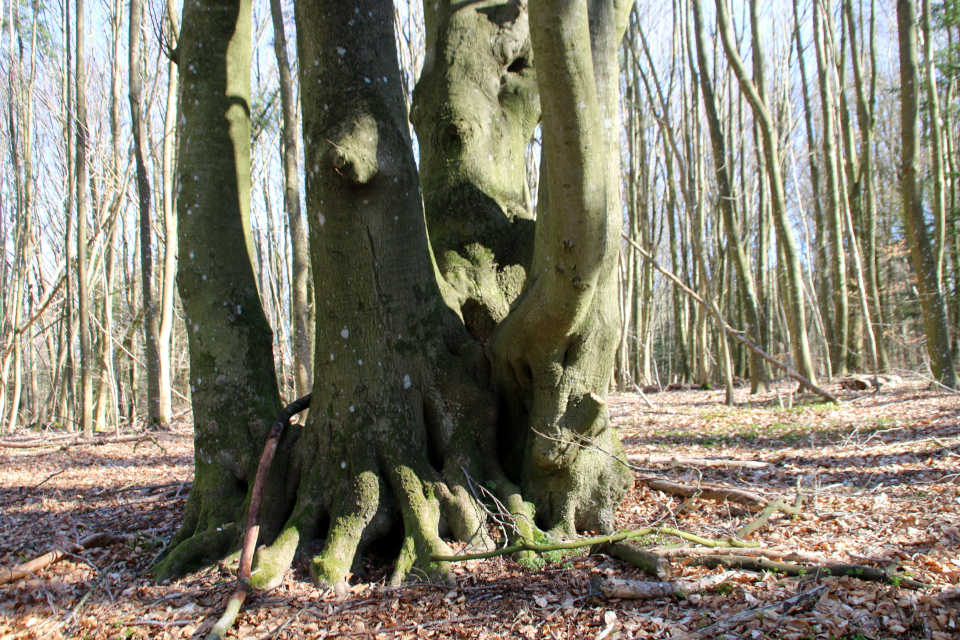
top-left (161, 0), bottom-right (636, 592)
top-left (151, 0), bottom-right (286, 582)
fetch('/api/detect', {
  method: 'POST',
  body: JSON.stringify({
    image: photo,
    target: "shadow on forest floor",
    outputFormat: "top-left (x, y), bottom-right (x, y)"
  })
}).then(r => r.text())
top-left (1, 377), bottom-right (958, 639)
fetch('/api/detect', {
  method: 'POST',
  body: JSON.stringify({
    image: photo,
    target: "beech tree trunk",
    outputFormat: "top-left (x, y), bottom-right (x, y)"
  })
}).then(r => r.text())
top-left (813, 0), bottom-right (849, 377)
top-left (715, 0), bottom-right (819, 386)
top-left (157, 0), bottom-right (632, 590)
top-left (411, 0), bottom-right (540, 340)
top-left (691, 0), bottom-right (768, 393)
top-left (897, 0), bottom-right (958, 389)
top-left (75, 0), bottom-right (94, 437)
top-left (269, 0), bottom-right (312, 400)
top-left (152, 0), bottom-right (286, 579)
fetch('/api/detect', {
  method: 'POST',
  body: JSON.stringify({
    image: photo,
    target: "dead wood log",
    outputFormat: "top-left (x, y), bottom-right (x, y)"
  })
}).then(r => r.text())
top-left (206, 393), bottom-right (311, 640)
top-left (652, 546), bottom-right (828, 564)
top-left (628, 454), bottom-right (772, 469)
top-left (686, 554), bottom-right (930, 589)
top-left (0, 433), bottom-right (167, 449)
top-left (593, 570), bottom-right (744, 600)
top-left (0, 533), bottom-right (129, 585)
top-left (638, 478), bottom-right (768, 511)
top-left (838, 374), bottom-right (902, 391)
top-left (593, 541), bottom-right (672, 580)
top-left (665, 584), bottom-right (828, 640)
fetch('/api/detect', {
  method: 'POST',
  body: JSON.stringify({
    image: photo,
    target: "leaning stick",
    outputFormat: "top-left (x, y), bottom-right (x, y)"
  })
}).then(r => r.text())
top-left (623, 235), bottom-right (838, 403)
top-left (207, 393), bottom-right (311, 640)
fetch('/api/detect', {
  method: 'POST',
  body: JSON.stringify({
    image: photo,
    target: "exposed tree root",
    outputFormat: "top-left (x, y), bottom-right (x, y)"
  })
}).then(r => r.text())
top-left (0, 532), bottom-right (130, 585)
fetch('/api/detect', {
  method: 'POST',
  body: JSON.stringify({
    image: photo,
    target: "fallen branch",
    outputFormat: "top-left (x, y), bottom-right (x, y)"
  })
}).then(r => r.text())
top-left (592, 541), bottom-right (671, 579)
top-left (665, 584), bottom-right (828, 640)
top-left (593, 570), bottom-right (744, 600)
top-left (685, 554), bottom-right (931, 589)
top-left (0, 433), bottom-right (165, 449)
top-left (132, 619), bottom-right (195, 627)
top-left (206, 393), bottom-right (311, 640)
top-left (628, 454), bottom-right (772, 469)
top-left (432, 525), bottom-right (758, 563)
top-left (736, 495), bottom-right (803, 539)
top-left (652, 546), bottom-right (828, 564)
top-left (638, 478), bottom-right (768, 511)
top-left (0, 533), bottom-right (129, 585)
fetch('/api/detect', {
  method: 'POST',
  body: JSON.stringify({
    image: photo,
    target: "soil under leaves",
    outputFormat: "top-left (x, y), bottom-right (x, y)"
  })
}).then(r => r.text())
top-left (1, 379), bottom-right (958, 639)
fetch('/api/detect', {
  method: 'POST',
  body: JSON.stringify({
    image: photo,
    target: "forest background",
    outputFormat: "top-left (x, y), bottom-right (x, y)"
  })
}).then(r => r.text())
top-left (0, 0), bottom-right (955, 433)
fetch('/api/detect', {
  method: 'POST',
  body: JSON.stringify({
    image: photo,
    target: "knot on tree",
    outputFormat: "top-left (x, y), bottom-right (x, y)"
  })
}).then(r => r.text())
top-left (325, 114), bottom-right (379, 185)
top-left (531, 427), bottom-right (574, 473)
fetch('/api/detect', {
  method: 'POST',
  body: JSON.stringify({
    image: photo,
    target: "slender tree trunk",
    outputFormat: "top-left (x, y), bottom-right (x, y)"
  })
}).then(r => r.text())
top-left (715, 0), bottom-right (818, 386)
top-left (844, 0), bottom-right (889, 370)
top-left (96, 0), bottom-right (124, 432)
top-left (691, 0), bottom-right (768, 393)
top-left (75, 0), bottom-right (94, 437)
top-left (813, 0), bottom-right (848, 376)
top-left (897, 0), bottom-right (957, 388)
top-left (129, 0), bottom-right (164, 427)
top-left (269, 0), bottom-right (311, 400)
top-left (922, 0), bottom-right (948, 284)
top-left (158, 0), bottom-right (180, 423)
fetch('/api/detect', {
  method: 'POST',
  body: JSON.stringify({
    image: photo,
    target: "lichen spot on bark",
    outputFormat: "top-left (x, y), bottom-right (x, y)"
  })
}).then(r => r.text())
top-left (325, 113), bottom-right (379, 185)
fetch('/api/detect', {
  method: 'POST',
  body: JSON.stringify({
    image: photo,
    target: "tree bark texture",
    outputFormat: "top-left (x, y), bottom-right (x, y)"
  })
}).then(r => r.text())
top-left (159, 0), bottom-right (633, 589)
top-left (411, 0), bottom-right (540, 341)
top-left (897, 0), bottom-right (958, 389)
top-left (269, 0), bottom-right (312, 399)
top-left (152, 0), bottom-right (287, 580)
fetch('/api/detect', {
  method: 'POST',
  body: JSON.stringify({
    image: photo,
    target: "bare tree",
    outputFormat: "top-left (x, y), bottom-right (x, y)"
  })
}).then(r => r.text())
top-left (897, 0), bottom-right (957, 388)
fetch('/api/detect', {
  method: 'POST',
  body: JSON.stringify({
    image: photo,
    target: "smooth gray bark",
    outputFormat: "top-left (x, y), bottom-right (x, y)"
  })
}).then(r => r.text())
top-left (897, 0), bottom-right (958, 389)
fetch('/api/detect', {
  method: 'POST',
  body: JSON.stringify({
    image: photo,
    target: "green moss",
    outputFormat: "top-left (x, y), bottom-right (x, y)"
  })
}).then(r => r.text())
top-left (251, 526), bottom-right (300, 591)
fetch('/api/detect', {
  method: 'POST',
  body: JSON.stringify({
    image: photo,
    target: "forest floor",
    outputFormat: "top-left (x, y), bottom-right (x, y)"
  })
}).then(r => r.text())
top-left (0, 378), bottom-right (958, 639)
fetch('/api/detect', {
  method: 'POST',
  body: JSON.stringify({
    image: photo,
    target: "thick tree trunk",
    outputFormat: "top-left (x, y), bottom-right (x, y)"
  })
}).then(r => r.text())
top-left (161, 0), bottom-right (632, 592)
top-left (487, 0), bottom-right (632, 533)
top-left (151, 0), bottom-right (286, 580)
top-left (411, 0), bottom-right (540, 340)
top-left (897, 0), bottom-right (958, 389)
